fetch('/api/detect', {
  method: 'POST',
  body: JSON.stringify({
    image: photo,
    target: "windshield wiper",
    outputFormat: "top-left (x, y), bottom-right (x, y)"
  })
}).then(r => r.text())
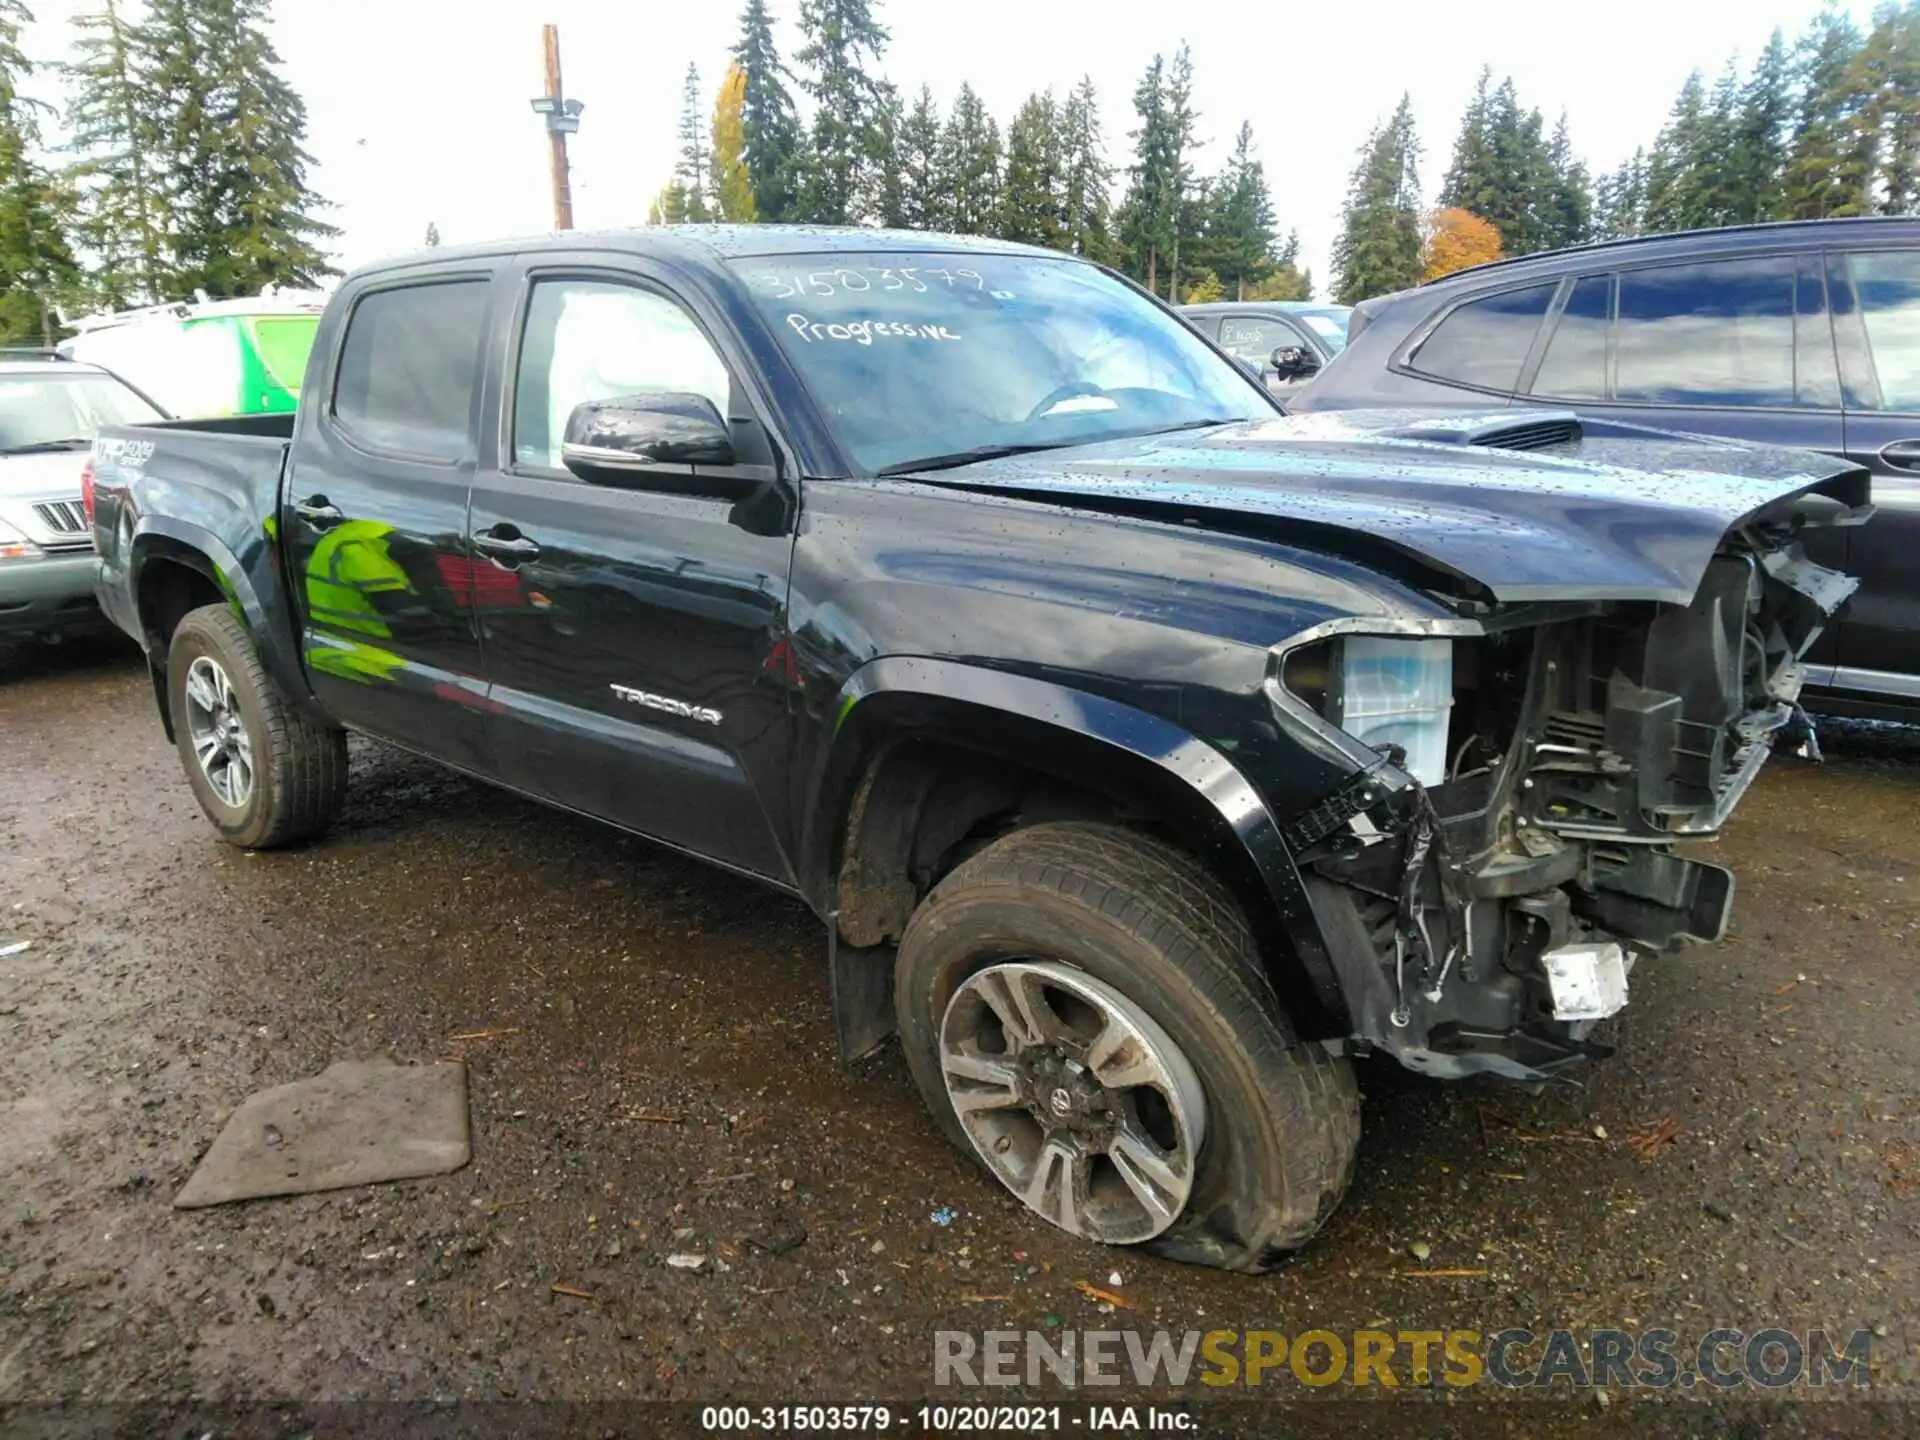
top-left (877, 442), bottom-right (1076, 477)
top-left (0, 438), bottom-right (91, 455)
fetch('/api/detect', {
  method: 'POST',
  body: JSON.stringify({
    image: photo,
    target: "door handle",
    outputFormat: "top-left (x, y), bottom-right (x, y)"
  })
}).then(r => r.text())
top-left (293, 495), bottom-right (344, 527)
top-left (1879, 439), bottom-right (1920, 472)
top-left (471, 526), bottom-right (541, 565)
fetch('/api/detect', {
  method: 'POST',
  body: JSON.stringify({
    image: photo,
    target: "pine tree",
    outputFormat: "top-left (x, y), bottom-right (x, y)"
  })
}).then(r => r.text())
top-left (1245, 229), bottom-right (1310, 300)
top-left (1438, 68), bottom-right (1497, 216)
top-left (998, 92), bottom-right (1066, 248)
top-left (895, 85), bottom-right (942, 230)
top-left (936, 82), bottom-right (1000, 234)
top-left (1058, 76), bottom-right (1114, 262)
top-left (1117, 51), bottom-right (1191, 294)
top-left (1540, 113), bottom-right (1592, 250)
top-left (0, 0), bottom-right (22, 92)
top-left (1, 0), bottom-right (81, 340)
top-left (731, 0), bottom-right (800, 221)
top-left (1696, 61), bottom-right (1748, 225)
top-left (137, 0), bottom-right (335, 298)
top-left (1440, 73), bottom-right (1557, 256)
top-left (793, 0), bottom-right (889, 224)
top-left (1593, 148), bottom-right (1648, 238)
top-left (1331, 94), bottom-right (1422, 304)
top-left (61, 0), bottom-right (164, 306)
top-left (424, 221), bottom-right (440, 247)
top-left (862, 83), bottom-right (906, 227)
top-left (1489, 82), bottom-right (1555, 254)
top-left (1732, 29), bottom-right (1793, 222)
top-left (1856, 0), bottom-right (1920, 215)
top-left (1160, 45), bottom-right (1201, 300)
top-left (1644, 71), bottom-right (1718, 231)
top-left (711, 62), bottom-right (757, 222)
top-left (1782, 5), bottom-right (1870, 218)
top-left (674, 63), bottom-right (712, 223)
top-left (1207, 121), bottom-right (1277, 299)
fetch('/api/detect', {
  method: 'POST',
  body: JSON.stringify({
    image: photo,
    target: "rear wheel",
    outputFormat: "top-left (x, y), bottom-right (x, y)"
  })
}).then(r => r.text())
top-left (168, 604), bottom-right (347, 848)
top-left (894, 821), bottom-right (1360, 1272)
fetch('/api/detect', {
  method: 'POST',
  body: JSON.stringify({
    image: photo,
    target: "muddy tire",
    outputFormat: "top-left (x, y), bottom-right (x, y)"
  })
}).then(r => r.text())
top-left (894, 820), bottom-right (1360, 1272)
top-left (167, 603), bottom-right (348, 849)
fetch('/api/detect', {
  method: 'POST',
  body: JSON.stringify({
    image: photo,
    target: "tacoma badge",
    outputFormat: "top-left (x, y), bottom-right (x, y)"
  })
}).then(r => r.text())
top-left (609, 683), bottom-right (722, 726)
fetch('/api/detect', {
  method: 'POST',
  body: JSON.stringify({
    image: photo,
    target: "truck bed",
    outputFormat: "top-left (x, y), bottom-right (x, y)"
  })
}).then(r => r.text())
top-left (90, 414), bottom-right (300, 697)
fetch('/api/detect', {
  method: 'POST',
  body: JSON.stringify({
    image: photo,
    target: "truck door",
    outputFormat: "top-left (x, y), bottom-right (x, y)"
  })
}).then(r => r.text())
top-left (283, 270), bottom-right (498, 769)
top-left (466, 262), bottom-right (799, 883)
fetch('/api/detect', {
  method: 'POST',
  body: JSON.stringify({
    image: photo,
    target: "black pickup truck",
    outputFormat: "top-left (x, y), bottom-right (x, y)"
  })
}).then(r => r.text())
top-left (90, 226), bottom-right (1870, 1270)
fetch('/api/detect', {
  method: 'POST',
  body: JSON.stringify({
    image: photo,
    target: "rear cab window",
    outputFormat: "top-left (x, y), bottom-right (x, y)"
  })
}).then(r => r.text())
top-left (1404, 283), bottom-right (1555, 394)
top-left (331, 280), bottom-right (492, 461)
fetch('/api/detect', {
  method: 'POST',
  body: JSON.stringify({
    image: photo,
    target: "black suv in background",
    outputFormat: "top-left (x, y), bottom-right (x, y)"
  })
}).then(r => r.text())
top-left (1290, 217), bottom-right (1919, 720)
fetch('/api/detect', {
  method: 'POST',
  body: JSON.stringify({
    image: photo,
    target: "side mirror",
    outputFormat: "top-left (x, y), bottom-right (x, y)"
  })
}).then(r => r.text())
top-left (1270, 345), bottom-right (1320, 382)
top-left (561, 392), bottom-right (735, 478)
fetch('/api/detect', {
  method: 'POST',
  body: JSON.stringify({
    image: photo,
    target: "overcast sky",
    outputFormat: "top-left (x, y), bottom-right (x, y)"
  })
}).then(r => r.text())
top-left (21, 0), bottom-right (1885, 292)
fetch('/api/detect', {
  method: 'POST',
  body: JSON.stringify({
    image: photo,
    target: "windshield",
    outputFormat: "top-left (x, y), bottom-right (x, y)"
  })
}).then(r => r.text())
top-left (734, 251), bottom-right (1275, 473)
top-left (1289, 308), bottom-right (1352, 353)
top-left (0, 372), bottom-right (163, 453)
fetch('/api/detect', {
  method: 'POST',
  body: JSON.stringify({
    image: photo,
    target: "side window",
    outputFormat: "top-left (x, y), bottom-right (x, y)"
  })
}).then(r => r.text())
top-left (1846, 250), bottom-right (1920, 412)
top-left (1614, 257), bottom-right (1796, 406)
top-left (332, 280), bottom-right (490, 461)
top-left (1406, 283), bottom-right (1555, 394)
top-left (1530, 274), bottom-right (1612, 401)
top-left (1218, 316), bottom-right (1302, 365)
top-left (514, 279), bottom-right (732, 470)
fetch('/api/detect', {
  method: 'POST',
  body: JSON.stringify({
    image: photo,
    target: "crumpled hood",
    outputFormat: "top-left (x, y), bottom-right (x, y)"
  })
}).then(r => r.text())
top-left (904, 409), bottom-right (1872, 604)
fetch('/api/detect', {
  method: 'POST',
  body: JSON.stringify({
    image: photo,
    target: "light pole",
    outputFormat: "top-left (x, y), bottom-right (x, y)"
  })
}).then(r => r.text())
top-left (530, 24), bottom-right (584, 230)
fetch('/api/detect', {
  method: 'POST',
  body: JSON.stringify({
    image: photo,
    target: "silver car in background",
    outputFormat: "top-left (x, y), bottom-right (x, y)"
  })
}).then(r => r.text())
top-left (1179, 301), bottom-right (1353, 396)
top-left (0, 353), bottom-right (166, 644)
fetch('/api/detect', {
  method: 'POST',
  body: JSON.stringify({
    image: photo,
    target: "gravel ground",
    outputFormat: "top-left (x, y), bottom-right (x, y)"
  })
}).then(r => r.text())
top-left (1, 635), bottom-right (1916, 1436)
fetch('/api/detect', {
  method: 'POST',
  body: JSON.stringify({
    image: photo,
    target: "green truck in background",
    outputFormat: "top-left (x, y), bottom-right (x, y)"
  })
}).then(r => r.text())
top-left (59, 287), bottom-right (326, 419)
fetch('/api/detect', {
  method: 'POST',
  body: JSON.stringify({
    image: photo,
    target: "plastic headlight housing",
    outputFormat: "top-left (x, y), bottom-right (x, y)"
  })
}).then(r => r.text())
top-left (0, 517), bottom-right (41, 561)
top-left (1279, 634), bottom-right (1453, 788)
top-left (1331, 636), bottom-right (1454, 785)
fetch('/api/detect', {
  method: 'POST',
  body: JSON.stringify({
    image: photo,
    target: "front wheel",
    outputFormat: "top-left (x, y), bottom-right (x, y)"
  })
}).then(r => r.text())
top-left (894, 821), bottom-right (1360, 1272)
top-left (168, 604), bottom-right (348, 848)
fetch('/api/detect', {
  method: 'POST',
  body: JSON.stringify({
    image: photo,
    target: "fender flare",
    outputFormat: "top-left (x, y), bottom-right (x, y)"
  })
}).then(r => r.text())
top-left (128, 516), bottom-right (310, 710)
top-left (803, 655), bottom-right (1336, 984)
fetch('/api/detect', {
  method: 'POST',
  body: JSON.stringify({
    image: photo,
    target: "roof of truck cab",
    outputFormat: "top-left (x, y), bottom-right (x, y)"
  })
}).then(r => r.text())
top-left (348, 225), bottom-right (1074, 283)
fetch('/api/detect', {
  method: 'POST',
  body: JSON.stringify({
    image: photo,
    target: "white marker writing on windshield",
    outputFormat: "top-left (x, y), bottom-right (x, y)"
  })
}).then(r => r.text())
top-left (785, 314), bottom-right (962, 346)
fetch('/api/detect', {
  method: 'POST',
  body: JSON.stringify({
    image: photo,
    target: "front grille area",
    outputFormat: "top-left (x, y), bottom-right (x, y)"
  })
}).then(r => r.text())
top-left (33, 500), bottom-right (87, 534)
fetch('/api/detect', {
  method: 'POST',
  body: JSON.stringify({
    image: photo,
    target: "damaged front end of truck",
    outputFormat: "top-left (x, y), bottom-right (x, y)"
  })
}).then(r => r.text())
top-left (905, 407), bottom-right (1874, 1085)
top-left (1271, 479), bottom-right (1867, 1082)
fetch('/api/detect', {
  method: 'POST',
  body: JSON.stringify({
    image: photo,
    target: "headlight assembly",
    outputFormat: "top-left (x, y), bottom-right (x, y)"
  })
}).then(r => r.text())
top-left (0, 517), bottom-right (42, 562)
top-left (1331, 636), bottom-right (1455, 786)
top-left (1270, 618), bottom-right (1480, 788)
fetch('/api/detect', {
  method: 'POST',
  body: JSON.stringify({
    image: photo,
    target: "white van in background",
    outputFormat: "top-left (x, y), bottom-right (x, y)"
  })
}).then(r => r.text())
top-left (59, 287), bottom-right (327, 420)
